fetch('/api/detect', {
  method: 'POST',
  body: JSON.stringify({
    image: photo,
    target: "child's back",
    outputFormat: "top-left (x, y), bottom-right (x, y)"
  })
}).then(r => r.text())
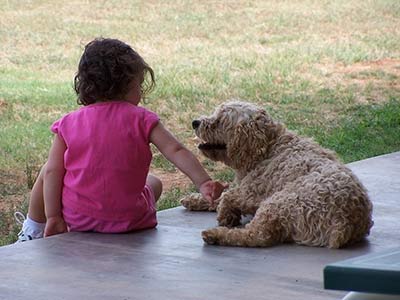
top-left (53, 102), bottom-right (158, 224)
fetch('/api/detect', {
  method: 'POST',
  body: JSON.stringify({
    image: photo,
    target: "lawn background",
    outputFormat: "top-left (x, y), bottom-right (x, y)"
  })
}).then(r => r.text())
top-left (1, 0), bottom-right (399, 245)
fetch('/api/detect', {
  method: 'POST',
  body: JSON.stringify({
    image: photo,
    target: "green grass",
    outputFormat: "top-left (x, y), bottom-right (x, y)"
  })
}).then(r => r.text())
top-left (1, 0), bottom-right (400, 245)
top-left (311, 98), bottom-right (400, 163)
top-left (157, 187), bottom-right (194, 212)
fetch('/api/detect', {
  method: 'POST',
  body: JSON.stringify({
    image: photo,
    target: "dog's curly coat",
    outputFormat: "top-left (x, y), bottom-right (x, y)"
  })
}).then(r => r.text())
top-left (181, 101), bottom-right (373, 248)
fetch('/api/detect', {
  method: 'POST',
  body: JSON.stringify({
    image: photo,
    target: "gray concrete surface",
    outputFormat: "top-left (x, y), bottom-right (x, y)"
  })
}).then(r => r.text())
top-left (0, 152), bottom-right (399, 300)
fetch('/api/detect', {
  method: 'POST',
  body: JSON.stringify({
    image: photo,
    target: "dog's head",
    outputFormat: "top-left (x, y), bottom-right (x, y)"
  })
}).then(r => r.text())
top-left (192, 101), bottom-right (284, 171)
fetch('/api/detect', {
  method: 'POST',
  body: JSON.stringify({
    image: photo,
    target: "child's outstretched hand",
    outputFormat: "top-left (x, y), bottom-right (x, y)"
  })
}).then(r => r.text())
top-left (199, 180), bottom-right (229, 204)
top-left (44, 215), bottom-right (68, 237)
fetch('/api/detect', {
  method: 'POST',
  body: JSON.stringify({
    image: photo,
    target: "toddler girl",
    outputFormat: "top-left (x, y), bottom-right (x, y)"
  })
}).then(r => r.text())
top-left (15, 38), bottom-right (226, 241)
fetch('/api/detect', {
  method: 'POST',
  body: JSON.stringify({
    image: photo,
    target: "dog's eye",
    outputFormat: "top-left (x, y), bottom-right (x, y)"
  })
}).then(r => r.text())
top-left (212, 119), bottom-right (220, 127)
top-left (210, 121), bottom-right (219, 129)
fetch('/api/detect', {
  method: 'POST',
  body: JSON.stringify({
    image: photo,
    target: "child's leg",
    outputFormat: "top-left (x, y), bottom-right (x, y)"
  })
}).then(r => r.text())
top-left (15, 164), bottom-right (47, 242)
top-left (28, 163), bottom-right (47, 223)
top-left (146, 174), bottom-right (162, 202)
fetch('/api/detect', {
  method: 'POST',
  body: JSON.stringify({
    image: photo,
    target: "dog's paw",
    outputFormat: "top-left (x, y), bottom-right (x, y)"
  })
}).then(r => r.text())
top-left (180, 196), bottom-right (192, 209)
top-left (180, 193), bottom-right (211, 211)
top-left (202, 228), bottom-right (219, 245)
top-left (217, 213), bottom-right (241, 228)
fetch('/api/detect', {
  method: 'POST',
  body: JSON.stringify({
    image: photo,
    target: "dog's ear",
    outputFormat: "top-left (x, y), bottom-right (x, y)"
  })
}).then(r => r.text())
top-left (227, 112), bottom-right (283, 170)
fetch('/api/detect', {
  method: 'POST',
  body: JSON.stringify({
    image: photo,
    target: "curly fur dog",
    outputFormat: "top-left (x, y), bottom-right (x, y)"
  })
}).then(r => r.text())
top-left (181, 101), bottom-right (373, 248)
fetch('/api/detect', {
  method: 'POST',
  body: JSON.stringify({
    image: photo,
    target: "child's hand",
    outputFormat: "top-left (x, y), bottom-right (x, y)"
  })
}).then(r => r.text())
top-left (199, 180), bottom-right (229, 204)
top-left (44, 215), bottom-right (68, 237)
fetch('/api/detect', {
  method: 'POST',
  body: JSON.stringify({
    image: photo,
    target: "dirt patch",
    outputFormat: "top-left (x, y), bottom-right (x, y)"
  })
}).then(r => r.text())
top-left (305, 58), bottom-right (400, 104)
top-left (150, 168), bottom-right (192, 191)
top-left (321, 58), bottom-right (399, 70)
top-left (325, 58), bottom-right (400, 77)
top-left (0, 169), bottom-right (28, 210)
top-left (315, 58), bottom-right (400, 103)
top-left (0, 98), bottom-right (8, 114)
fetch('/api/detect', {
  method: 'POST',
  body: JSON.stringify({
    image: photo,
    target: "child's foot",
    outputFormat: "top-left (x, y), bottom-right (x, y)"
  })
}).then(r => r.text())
top-left (14, 212), bottom-right (45, 243)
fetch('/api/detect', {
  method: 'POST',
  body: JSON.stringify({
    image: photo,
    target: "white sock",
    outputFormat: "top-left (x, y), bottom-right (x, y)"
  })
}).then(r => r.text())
top-left (23, 216), bottom-right (45, 238)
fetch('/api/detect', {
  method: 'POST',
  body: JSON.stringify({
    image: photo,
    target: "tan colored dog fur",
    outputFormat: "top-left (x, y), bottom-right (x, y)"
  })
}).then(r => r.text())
top-left (181, 101), bottom-right (373, 248)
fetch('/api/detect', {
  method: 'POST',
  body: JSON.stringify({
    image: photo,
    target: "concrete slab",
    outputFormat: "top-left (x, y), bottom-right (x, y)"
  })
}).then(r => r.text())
top-left (0, 152), bottom-right (399, 300)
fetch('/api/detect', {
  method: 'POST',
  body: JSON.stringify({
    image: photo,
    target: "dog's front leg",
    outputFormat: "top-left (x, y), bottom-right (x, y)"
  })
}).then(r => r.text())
top-left (180, 193), bottom-right (220, 211)
top-left (202, 200), bottom-right (287, 247)
top-left (216, 187), bottom-right (242, 227)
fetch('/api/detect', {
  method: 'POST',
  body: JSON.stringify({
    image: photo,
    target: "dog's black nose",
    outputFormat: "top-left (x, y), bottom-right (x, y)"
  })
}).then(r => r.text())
top-left (192, 120), bottom-right (201, 129)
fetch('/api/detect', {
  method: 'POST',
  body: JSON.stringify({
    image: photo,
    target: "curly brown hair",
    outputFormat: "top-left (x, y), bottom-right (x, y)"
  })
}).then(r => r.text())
top-left (74, 38), bottom-right (155, 105)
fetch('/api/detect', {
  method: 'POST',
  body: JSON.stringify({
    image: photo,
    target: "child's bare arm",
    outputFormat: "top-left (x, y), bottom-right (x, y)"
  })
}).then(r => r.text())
top-left (43, 134), bottom-right (68, 236)
top-left (150, 122), bottom-right (225, 200)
